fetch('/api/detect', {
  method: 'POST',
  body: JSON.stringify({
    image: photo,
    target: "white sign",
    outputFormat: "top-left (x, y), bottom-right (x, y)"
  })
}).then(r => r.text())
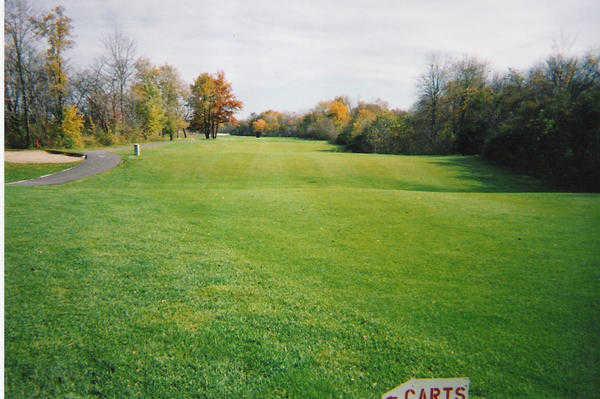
top-left (382, 378), bottom-right (470, 399)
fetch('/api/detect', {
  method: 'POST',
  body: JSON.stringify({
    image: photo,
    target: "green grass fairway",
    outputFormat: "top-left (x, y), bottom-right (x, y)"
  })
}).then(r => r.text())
top-left (5, 137), bottom-right (600, 398)
top-left (5, 161), bottom-right (81, 183)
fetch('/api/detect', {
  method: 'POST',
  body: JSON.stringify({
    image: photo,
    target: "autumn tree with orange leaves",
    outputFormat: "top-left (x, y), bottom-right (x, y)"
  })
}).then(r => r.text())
top-left (189, 71), bottom-right (243, 139)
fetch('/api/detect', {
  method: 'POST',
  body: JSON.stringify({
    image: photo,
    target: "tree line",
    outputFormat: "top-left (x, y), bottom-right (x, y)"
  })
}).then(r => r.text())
top-left (230, 53), bottom-right (600, 191)
top-left (4, 0), bottom-right (242, 149)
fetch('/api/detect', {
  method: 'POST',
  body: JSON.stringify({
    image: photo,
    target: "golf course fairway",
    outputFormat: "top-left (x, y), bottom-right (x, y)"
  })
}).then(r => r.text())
top-left (5, 137), bottom-right (599, 398)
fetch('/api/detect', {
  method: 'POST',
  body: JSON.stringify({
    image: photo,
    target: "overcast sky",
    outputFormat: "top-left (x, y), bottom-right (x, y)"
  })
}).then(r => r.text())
top-left (36, 0), bottom-right (600, 118)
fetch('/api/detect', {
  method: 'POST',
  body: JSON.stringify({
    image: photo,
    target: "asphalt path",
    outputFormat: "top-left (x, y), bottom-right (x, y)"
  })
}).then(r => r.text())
top-left (8, 139), bottom-right (198, 187)
top-left (9, 150), bottom-right (121, 186)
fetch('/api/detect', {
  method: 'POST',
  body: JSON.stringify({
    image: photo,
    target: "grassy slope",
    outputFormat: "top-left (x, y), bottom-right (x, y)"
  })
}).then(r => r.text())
top-left (5, 137), bottom-right (599, 398)
top-left (5, 162), bottom-right (81, 183)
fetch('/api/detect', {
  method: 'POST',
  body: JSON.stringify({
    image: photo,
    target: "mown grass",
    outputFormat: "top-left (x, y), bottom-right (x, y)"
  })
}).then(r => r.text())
top-left (5, 137), bottom-right (600, 398)
top-left (5, 161), bottom-right (81, 183)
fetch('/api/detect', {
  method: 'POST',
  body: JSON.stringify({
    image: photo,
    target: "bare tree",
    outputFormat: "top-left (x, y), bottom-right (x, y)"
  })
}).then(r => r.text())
top-left (102, 29), bottom-right (136, 129)
top-left (5, 0), bottom-right (36, 147)
top-left (416, 54), bottom-right (449, 147)
top-left (71, 59), bottom-right (104, 110)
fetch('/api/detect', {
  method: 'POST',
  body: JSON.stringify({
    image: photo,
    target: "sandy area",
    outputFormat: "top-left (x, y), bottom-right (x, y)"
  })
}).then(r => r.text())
top-left (5, 150), bottom-right (83, 164)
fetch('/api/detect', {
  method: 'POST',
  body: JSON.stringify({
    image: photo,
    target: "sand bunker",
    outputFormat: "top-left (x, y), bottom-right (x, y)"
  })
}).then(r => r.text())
top-left (5, 150), bottom-right (83, 164)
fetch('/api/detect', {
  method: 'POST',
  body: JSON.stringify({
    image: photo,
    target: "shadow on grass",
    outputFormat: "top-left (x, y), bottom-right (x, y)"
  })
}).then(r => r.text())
top-left (317, 146), bottom-right (349, 153)
top-left (426, 156), bottom-right (556, 193)
top-left (315, 147), bottom-right (555, 193)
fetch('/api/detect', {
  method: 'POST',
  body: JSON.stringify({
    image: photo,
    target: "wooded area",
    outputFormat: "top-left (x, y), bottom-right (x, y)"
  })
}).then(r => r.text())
top-left (231, 54), bottom-right (600, 191)
top-left (4, 0), bottom-right (242, 149)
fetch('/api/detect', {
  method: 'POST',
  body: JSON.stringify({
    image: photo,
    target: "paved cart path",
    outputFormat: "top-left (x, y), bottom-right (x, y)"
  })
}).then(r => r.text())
top-left (9, 150), bottom-right (121, 186)
top-left (8, 139), bottom-right (197, 187)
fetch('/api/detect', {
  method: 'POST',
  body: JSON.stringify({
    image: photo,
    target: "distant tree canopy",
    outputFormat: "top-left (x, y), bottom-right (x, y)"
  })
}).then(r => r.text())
top-left (4, 0), bottom-right (239, 148)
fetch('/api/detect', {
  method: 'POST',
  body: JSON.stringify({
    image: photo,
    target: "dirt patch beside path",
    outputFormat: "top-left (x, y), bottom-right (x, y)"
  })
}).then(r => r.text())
top-left (5, 150), bottom-right (83, 164)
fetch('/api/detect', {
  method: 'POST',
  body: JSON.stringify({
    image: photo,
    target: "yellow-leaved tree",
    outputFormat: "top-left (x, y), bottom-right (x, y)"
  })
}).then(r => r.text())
top-left (33, 6), bottom-right (73, 122)
top-left (351, 108), bottom-right (377, 139)
top-left (132, 59), bottom-right (165, 139)
top-left (61, 105), bottom-right (84, 148)
top-left (252, 119), bottom-right (267, 137)
top-left (327, 97), bottom-right (351, 130)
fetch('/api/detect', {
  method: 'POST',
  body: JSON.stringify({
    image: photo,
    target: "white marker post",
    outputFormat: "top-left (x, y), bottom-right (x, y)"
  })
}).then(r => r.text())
top-left (382, 378), bottom-right (470, 399)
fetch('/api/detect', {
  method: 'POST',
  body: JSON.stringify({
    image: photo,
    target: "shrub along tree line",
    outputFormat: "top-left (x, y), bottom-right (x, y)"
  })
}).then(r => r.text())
top-left (5, 0), bottom-right (242, 149)
top-left (230, 54), bottom-right (600, 191)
